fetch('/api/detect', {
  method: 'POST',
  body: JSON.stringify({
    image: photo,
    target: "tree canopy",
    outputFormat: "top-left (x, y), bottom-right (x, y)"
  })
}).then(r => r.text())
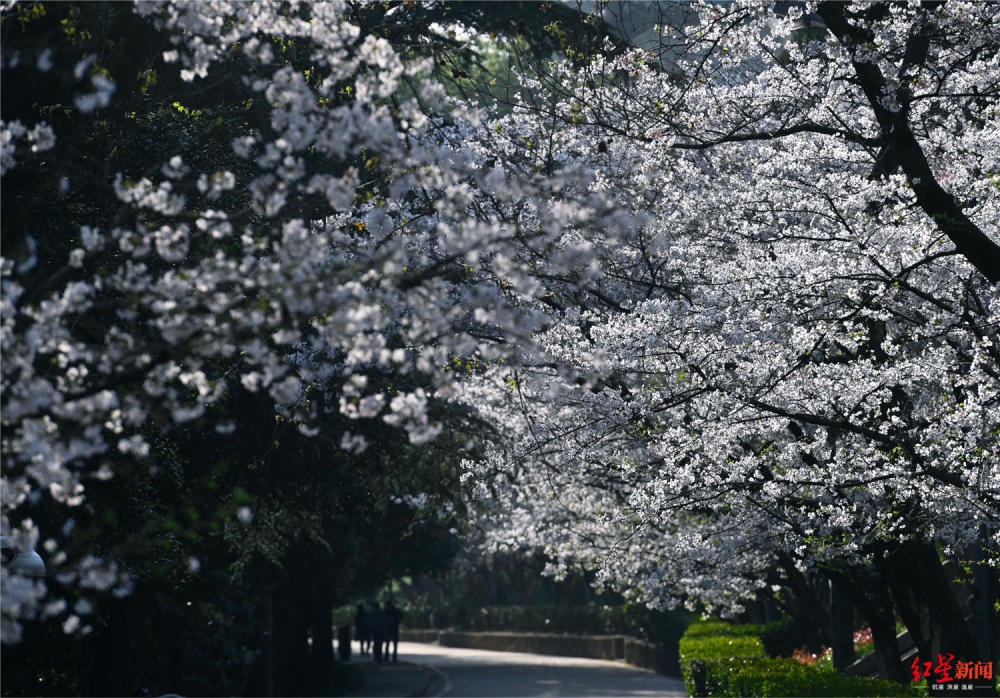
top-left (2, 0), bottom-right (997, 690)
top-left (453, 0), bottom-right (999, 678)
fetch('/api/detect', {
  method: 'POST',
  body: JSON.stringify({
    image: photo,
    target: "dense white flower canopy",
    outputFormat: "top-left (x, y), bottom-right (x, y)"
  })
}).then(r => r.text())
top-left (454, 0), bottom-right (1000, 612)
top-left (2, 0), bottom-right (998, 639)
top-left (1, 0), bottom-right (637, 639)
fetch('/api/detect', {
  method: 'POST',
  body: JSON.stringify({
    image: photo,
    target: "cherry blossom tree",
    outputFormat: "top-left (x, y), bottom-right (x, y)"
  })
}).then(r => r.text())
top-left (454, 0), bottom-right (999, 679)
top-left (0, 0), bottom-right (630, 648)
top-left (2, 0), bottom-right (997, 684)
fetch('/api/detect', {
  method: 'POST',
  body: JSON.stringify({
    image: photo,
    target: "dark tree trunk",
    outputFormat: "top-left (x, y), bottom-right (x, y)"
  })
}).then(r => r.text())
top-left (830, 576), bottom-right (856, 670)
top-left (972, 530), bottom-right (997, 663)
top-left (263, 593), bottom-right (276, 697)
top-left (777, 553), bottom-right (831, 648)
top-left (878, 539), bottom-right (978, 662)
top-left (830, 567), bottom-right (907, 682)
top-left (869, 599), bottom-right (906, 683)
top-left (273, 590), bottom-right (311, 696)
top-left (309, 591), bottom-right (335, 690)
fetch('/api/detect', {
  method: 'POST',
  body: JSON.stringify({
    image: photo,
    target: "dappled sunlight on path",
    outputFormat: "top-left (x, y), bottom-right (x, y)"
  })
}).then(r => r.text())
top-left (397, 641), bottom-right (687, 697)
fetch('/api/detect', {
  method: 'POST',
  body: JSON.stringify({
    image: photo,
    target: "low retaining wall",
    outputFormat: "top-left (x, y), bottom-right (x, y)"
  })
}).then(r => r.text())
top-left (624, 636), bottom-right (679, 675)
top-left (399, 629), bottom-right (678, 676)
top-left (438, 630), bottom-right (623, 660)
top-left (400, 629), bottom-right (440, 643)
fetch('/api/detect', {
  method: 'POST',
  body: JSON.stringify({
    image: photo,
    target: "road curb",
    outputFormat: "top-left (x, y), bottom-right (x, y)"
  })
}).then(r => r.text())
top-left (350, 659), bottom-right (442, 698)
top-left (414, 661), bottom-right (451, 698)
top-left (402, 661), bottom-right (434, 698)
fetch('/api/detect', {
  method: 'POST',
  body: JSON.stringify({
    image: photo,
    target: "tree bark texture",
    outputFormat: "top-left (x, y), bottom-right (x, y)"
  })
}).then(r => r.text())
top-left (877, 539), bottom-right (978, 663)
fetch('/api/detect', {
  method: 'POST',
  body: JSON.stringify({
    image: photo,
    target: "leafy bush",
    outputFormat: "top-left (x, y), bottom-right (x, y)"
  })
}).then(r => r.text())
top-left (680, 620), bottom-right (918, 697)
top-left (680, 630), bottom-right (768, 696)
top-left (685, 621), bottom-right (760, 638)
top-left (758, 619), bottom-right (816, 658)
top-left (701, 619), bottom-right (813, 658)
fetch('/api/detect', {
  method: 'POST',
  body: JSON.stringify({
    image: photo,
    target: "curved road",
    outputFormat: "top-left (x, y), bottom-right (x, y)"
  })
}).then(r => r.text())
top-left (399, 641), bottom-right (688, 697)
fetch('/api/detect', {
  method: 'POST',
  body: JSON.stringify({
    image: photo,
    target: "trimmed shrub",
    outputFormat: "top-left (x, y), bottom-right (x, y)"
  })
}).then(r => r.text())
top-left (684, 621), bottom-right (761, 639)
top-left (691, 619), bottom-right (809, 657)
top-left (726, 660), bottom-right (914, 697)
top-left (680, 621), bottom-right (918, 697)
top-left (746, 620), bottom-right (809, 658)
top-left (680, 631), bottom-right (768, 696)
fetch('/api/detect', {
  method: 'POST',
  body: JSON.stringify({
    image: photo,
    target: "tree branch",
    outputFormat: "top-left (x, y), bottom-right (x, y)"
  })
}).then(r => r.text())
top-left (817, 1), bottom-right (1000, 284)
top-left (670, 122), bottom-right (880, 150)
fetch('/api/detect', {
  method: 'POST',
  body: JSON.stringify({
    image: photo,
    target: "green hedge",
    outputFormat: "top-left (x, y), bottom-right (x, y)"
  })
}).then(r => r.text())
top-left (679, 621), bottom-right (917, 697)
top-left (682, 619), bottom-right (812, 657)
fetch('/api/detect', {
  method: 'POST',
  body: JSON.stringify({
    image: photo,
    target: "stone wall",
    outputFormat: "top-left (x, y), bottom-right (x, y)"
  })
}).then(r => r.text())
top-left (624, 636), bottom-right (679, 675)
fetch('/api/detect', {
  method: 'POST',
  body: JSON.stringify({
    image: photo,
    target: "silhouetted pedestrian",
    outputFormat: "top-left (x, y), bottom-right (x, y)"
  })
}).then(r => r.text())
top-left (338, 624), bottom-right (352, 661)
top-left (385, 599), bottom-right (403, 662)
top-left (355, 603), bottom-right (371, 657)
top-left (368, 602), bottom-right (389, 663)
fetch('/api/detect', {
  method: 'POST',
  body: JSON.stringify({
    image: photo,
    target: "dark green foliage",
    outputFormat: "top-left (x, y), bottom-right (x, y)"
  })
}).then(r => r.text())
top-left (404, 602), bottom-right (690, 647)
top-left (0, 1), bottom-right (619, 694)
top-left (1, 1), bottom-right (484, 692)
top-left (729, 619), bottom-right (813, 659)
top-left (679, 621), bottom-right (919, 698)
top-left (4, 379), bottom-right (471, 695)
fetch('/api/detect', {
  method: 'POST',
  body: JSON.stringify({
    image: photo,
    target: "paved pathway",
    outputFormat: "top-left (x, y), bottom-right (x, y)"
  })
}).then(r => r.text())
top-left (350, 657), bottom-right (436, 697)
top-left (397, 641), bottom-right (688, 697)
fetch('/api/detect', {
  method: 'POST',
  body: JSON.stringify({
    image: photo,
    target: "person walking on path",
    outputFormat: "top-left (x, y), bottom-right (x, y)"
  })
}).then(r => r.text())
top-left (384, 600), bottom-right (403, 663)
top-left (355, 603), bottom-right (371, 657)
top-left (368, 602), bottom-right (389, 663)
